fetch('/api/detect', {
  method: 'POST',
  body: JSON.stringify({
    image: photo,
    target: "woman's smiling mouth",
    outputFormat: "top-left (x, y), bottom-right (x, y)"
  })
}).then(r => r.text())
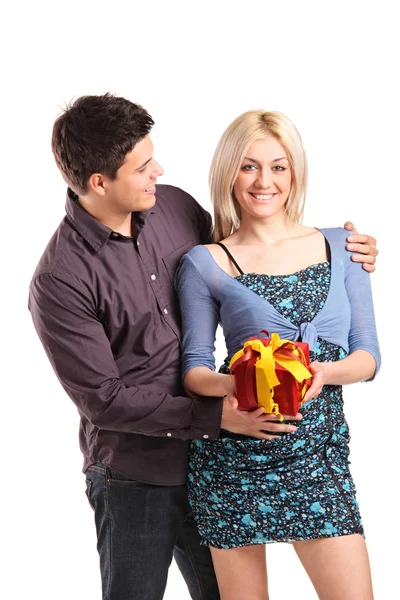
top-left (249, 192), bottom-right (276, 201)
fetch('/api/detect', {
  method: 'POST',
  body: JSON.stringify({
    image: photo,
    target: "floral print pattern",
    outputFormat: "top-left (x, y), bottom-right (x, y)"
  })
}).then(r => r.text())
top-left (188, 263), bottom-right (364, 548)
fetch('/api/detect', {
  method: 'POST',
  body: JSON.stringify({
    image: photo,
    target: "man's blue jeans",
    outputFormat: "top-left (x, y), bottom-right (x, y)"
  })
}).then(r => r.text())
top-left (85, 464), bottom-right (220, 600)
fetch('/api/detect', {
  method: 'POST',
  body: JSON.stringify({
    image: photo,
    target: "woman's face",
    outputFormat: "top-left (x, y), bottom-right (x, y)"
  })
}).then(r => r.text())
top-left (233, 136), bottom-right (292, 222)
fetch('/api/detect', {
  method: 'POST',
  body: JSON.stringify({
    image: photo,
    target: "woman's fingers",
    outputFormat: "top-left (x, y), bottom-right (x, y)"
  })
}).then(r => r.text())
top-left (303, 385), bottom-right (322, 402)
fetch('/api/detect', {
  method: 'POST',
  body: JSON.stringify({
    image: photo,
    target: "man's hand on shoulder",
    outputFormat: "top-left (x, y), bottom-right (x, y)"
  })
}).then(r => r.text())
top-left (344, 221), bottom-right (378, 273)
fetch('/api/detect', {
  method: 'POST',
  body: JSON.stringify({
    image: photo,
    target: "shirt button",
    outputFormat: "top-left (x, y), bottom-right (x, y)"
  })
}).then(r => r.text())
top-left (167, 433), bottom-right (172, 437)
top-left (137, 240), bottom-right (140, 246)
top-left (151, 274), bottom-right (156, 281)
top-left (203, 434), bottom-right (209, 439)
top-left (163, 308), bottom-right (168, 315)
top-left (111, 232), bottom-right (119, 238)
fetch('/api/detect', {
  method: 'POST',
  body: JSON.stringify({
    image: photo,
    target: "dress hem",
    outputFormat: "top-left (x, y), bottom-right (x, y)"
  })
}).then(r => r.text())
top-left (201, 528), bottom-right (365, 549)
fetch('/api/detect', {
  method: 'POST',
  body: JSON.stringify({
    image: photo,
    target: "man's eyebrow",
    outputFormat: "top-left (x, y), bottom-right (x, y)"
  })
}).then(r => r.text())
top-left (243, 156), bottom-right (289, 163)
top-left (134, 157), bottom-right (152, 171)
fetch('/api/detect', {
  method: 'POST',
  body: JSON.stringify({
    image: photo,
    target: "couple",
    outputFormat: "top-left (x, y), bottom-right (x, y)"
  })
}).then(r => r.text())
top-left (29, 94), bottom-right (379, 600)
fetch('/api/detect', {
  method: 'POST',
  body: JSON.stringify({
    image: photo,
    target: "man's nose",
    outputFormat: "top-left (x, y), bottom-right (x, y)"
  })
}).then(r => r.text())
top-left (152, 160), bottom-right (164, 178)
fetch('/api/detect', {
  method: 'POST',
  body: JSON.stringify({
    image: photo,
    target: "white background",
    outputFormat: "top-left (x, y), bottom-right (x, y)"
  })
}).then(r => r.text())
top-left (2, 1), bottom-right (398, 598)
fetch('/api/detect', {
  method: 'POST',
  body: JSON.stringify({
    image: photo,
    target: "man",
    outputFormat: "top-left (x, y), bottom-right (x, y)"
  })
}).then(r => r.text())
top-left (29, 94), bottom-right (378, 600)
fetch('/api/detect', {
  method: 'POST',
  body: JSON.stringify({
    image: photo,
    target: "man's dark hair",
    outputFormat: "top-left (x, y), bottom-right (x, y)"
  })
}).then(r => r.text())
top-left (51, 93), bottom-right (154, 195)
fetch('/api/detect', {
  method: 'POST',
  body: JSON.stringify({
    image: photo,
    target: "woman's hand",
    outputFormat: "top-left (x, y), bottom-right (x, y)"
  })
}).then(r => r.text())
top-left (303, 362), bottom-right (330, 403)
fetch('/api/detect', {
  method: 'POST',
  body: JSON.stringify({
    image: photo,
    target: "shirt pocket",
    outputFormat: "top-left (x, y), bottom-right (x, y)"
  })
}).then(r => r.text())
top-left (162, 240), bottom-right (194, 285)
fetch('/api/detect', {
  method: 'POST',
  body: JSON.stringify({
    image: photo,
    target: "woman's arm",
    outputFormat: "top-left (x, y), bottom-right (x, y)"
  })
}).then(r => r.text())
top-left (304, 240), bottom-right (381, 401)
top-left (184, 366), bottom-right (231, 398)
top-left (316, 350), bottom-right (376, 385)
top-left (304, 350), bottom-right (376, 401)
top-left (175, 252), bottom-right (220, 378)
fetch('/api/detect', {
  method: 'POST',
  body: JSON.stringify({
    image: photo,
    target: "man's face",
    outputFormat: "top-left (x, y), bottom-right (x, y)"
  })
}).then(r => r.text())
top-left (105, 135), bottom-right (164, 213)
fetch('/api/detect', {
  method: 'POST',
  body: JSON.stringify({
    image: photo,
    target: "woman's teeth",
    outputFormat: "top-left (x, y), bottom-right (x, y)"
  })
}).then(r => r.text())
top-left (251, 193), bottom-right (275, 200)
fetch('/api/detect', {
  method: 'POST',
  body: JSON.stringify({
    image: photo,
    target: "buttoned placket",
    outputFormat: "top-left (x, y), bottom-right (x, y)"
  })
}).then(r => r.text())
top-left (133, 234), bottom-right (175, 335)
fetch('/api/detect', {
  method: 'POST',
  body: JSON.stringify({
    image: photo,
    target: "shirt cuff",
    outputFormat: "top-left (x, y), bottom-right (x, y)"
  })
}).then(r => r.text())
top-left (191, 395), bottom-right (223, 440)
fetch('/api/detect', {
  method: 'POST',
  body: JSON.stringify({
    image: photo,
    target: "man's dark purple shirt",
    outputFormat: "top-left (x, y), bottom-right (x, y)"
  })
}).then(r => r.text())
top-left (29, 185), bottom-right (223, 485)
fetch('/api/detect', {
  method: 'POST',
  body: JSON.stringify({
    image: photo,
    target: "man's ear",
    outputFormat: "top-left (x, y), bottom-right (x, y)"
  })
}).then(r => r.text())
top-left (88, 173), bottom-right (108, 196)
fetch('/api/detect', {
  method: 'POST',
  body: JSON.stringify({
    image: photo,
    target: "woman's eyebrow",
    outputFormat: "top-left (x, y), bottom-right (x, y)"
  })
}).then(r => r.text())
top-left (243, 156), bottom-right (288, 163)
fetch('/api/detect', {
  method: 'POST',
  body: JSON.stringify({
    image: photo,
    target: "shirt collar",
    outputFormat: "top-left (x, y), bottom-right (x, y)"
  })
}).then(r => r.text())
top-left (65, 188), bottom-right (153, 251)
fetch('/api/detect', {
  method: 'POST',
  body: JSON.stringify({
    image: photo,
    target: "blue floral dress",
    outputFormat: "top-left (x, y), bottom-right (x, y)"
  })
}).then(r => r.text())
top-left (187, 262), bottom-right (364, 549)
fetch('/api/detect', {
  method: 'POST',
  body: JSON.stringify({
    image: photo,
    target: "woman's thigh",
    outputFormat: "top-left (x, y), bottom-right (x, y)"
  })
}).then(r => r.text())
top-left (210, 544), bottom-right (269, 600)
top-left (293, 534), bottom-right (373, 600)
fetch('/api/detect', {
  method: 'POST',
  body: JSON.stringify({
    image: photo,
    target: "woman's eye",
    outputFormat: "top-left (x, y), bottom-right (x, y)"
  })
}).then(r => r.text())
top-left (273, 165), bottom-right (286, 171)
top-left (242, 164), bottom-right (256, 172)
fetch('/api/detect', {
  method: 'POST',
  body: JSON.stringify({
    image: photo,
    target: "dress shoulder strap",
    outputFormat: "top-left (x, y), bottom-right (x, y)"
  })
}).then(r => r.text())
top-left (216, 242), bottom-right (244, 276)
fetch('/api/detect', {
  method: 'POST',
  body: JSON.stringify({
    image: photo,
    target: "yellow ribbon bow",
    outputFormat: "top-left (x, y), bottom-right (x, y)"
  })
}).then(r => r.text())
top-left (230, 333), bottom-right (312, 419)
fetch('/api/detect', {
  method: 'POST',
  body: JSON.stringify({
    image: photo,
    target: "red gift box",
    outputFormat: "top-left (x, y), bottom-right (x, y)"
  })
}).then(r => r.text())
top-left (229, 331), bottom-right (312, 418)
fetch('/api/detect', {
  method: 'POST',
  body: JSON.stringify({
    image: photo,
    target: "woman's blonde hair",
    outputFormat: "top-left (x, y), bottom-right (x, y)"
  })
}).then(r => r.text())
top-left (210, 110), bottom-right (308, 241)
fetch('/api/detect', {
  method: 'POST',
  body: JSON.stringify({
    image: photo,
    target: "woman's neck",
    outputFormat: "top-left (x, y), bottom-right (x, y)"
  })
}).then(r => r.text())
top-left (231, 214), bottom-right (303, 246)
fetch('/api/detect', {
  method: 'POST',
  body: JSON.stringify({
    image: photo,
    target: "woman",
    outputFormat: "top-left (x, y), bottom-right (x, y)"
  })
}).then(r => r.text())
top-left (175, 111), bottom-right (380, 600)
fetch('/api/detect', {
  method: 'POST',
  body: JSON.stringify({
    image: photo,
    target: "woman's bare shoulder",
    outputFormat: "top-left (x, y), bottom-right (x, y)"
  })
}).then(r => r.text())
top-left (204, 237), bottom-right (234, 256)
top-left (203, 241), bottom-right (238, 275)
top-left (203, 243), bottom-right (220, 258)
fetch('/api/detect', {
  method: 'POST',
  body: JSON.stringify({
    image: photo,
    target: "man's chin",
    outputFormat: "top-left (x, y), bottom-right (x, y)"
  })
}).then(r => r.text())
top-left (134, 194), bottom-right (157, 212)
top-left (146, 193), bottom-right (157, 208)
